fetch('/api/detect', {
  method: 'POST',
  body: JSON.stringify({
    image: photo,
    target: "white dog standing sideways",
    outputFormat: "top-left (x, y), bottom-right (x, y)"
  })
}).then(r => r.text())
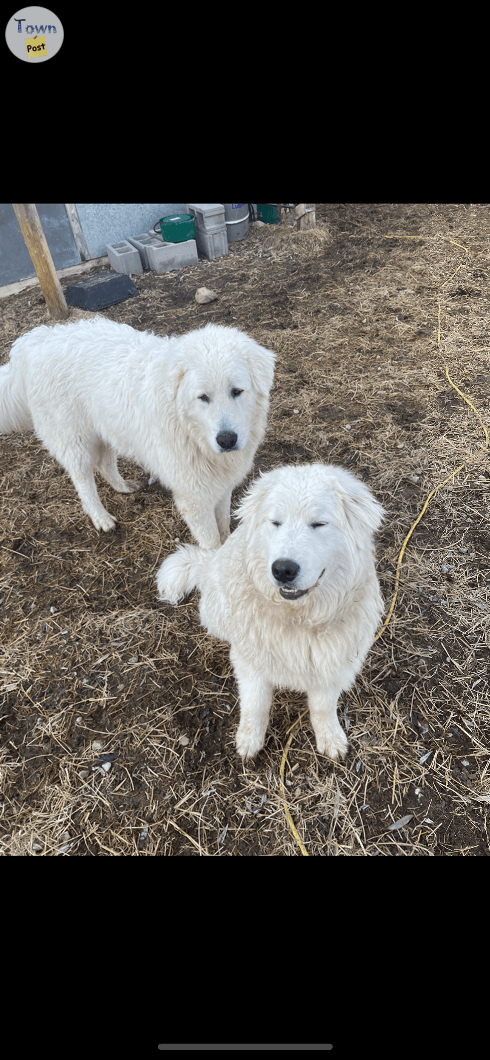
top-left (0, 317), bottom-right (274, 546)
top-left (157, 463), bottom-right (384, 761)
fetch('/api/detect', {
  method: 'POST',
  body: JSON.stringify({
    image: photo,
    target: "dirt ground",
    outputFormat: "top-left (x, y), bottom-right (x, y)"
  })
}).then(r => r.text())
top-left (1, 203), bottom-right (489, 856)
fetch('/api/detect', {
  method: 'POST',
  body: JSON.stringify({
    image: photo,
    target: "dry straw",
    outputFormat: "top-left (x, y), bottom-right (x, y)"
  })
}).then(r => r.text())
top-left (282, 232), bottom-right (489, 856)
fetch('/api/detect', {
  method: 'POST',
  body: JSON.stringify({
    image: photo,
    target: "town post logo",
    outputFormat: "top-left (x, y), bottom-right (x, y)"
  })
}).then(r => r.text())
top-left (5, 7), bottom-right (64, 62)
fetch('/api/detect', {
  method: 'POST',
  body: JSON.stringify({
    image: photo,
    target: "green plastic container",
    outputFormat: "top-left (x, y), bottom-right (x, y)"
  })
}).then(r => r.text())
top-left (257, 203), bottom-right (281, 224)
top-left (156, 213), bottom-right (195, 243)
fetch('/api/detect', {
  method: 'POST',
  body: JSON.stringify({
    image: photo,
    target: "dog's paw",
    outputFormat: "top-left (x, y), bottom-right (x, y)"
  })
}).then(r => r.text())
top-left (235, 727), bottom-right (265, 760)
top-left (92, 512), bottom-right (117, 532)
top-left (315, 726), bottom-right (348, 761)
top-left (121, 479), bottom-right (140, 493)
top-left (197, 534), bottom-right (222, 550)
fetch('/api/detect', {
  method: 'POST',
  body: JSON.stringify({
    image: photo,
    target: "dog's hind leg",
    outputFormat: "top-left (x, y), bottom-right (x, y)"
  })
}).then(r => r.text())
top-left (95, 441), bottom-right (140, 493)
top-left (52, 438), bottom-right (118, 532)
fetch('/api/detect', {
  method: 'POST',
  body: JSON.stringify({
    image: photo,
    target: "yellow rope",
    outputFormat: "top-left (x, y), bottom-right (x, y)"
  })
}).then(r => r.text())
top-left (279, 713), bottom-right (309, 856)
top-left (375, 237), bottom-right (488, 641)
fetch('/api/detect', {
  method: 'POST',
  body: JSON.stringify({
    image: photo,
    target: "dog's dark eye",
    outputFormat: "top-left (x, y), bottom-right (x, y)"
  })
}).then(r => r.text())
top-left (271, 520), bottom-right (281, 527)
top-left (231, 388), bottom-right (243, 398)
top-left (198, 394), bottom-right (210, 403)
top-left (311, 522), bottom-right (327, 529)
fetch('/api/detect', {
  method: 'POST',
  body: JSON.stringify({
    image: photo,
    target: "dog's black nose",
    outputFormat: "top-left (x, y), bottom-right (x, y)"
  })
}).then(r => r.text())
top-left (272, 558), bottom-right (300, 584)
top-left (216, 429), bottom-right (238, 451)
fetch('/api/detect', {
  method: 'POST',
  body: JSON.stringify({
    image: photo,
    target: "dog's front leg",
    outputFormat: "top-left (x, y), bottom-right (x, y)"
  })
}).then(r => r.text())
top-left (172, 494), bottom-right (221, 550)
top-left (308, 686), bottom-right (349, 760)
top-left (231, 649), bottom-right (273, 759)
top-left (214, 488), bottom-right (232, 543)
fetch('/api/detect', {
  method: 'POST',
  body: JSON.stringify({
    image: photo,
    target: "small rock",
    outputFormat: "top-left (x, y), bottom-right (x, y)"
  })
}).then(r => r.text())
top-left (195, 287), bottom-right (218, 304)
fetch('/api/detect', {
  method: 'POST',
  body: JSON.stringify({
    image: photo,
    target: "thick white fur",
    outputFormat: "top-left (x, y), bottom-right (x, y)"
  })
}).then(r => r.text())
top-left (0, 317), bottom-right (274, 542)
top-left (157, 463), bottom-right (384, 761)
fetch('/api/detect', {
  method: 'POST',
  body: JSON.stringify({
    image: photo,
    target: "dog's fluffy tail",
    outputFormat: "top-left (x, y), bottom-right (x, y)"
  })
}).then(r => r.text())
top-left (156, 544), bottom-right (213, 605)
top-left (0, 362), bottom-right (32, 433)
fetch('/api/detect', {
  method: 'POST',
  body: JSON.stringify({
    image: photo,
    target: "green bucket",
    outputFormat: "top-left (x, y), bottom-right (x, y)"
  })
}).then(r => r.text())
top-left (155, 213), bottom-right (195, 243)
top-left (257, 203), bottom-right (281, 224)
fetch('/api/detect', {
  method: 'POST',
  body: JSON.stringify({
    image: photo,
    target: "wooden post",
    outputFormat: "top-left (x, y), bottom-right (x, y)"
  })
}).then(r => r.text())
top-left (12, 203), bottom-right (69, 320)
top-left (293, 203), bottom-right (316, 231)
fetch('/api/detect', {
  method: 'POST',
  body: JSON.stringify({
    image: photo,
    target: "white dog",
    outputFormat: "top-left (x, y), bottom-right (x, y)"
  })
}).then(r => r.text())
top-left (0, 317), bottom-right (274, 545)
top-left (157, 463), bottom-right (384, 761)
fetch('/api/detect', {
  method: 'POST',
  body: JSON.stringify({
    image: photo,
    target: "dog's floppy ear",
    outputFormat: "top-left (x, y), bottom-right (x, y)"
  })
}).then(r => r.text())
top-left (168, 362), bottom-right (187, 399)
top-left (244, 338), bottom-right (275, 397)
top-left (335, 472), bottom-right (384, 537)
top-left (234, 472), bottom-right (271, 528)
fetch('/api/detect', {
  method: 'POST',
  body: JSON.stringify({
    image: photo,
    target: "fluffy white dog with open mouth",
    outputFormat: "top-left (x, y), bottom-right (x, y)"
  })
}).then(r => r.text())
top-left (0, 317), bottom-right (274, 545)
top-left (157, 463), bottom-right (384, 761)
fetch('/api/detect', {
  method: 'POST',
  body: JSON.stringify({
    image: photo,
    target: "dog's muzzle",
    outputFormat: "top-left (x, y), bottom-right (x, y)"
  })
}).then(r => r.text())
top-left (279, 568), bottom-right (325, 601)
